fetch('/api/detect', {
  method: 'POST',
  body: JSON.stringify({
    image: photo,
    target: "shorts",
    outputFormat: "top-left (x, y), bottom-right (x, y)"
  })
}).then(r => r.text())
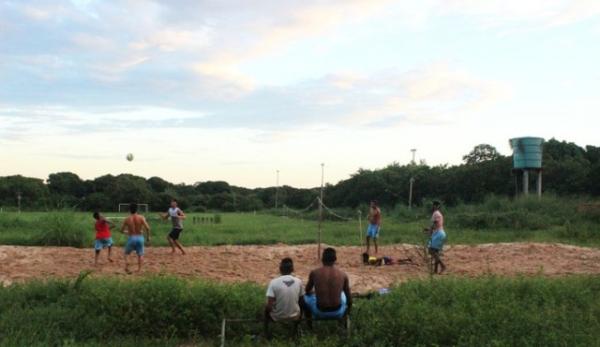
top-left (94, 237), bottom-right (113, 251)
top-left (124, 235), bottom-right (144, 256)
top-left (366, 224), bottom-right (380, 238)
top-left (303, 293), bottom-right (347, 319)
top-left (168, 228), bottom-right (183, 240)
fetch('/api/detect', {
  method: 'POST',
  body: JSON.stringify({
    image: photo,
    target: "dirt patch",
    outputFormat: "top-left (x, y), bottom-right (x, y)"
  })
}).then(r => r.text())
top-left (1, 243), bottom-right (599, 293)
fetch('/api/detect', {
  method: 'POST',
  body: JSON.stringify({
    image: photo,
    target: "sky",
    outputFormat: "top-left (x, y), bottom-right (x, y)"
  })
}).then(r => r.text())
top-left (1, 0), bottom-right (599, 188)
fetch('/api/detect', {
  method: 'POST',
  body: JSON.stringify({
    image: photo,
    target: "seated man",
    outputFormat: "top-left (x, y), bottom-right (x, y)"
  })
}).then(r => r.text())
top-left (264, 258), bottom-right (304, 335)
top-left (304, 247), bottom-right (352, 321)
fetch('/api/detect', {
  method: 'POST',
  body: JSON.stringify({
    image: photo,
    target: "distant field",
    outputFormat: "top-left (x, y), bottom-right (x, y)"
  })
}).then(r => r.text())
top-left (0, 208), bottom-right (599, 248)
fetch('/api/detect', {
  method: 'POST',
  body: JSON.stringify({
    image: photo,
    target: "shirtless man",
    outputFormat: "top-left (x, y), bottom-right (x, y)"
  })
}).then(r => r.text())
top-left (303, 248), bottom-right (352, 323)
top-left (427, 201), bottom-right (447, 274)
top-left (120, 203), bottom-right (151, 273)
top-left (366, 200), bottom-right (382, 254)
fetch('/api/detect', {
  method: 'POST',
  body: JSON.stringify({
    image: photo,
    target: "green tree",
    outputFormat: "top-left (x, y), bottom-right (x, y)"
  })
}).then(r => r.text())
top-left (463, 144), bottom-right (500, 165)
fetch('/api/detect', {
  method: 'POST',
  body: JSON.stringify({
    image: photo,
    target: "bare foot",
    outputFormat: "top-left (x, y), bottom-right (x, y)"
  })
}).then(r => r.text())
top-left (107, 258), bottom-right (114, 263)
top-left (125, 267), bottom-right (132, 274)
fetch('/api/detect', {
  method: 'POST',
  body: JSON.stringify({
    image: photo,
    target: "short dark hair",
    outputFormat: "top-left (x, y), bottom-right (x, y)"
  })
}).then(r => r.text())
top-left (93, 211), bottom-right (100, 219)
top-left (129, 203), bottom-right (138, 214)
top-left (279, 257), bottom-right (294, 275)
top-left (371, 200), bottom-right (378, 205)
top-left (322, 247), bottom-right (337, 266)
top-left (433, 200), bottom-right (441, 207)
top-left (171, 198), bottom-right (177, 203)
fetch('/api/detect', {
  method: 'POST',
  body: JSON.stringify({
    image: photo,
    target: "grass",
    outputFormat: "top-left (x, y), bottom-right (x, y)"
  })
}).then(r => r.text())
top-left (1, 275), bottom-right (599, 346)
top-left (1, 196), bottom-right (600, 248)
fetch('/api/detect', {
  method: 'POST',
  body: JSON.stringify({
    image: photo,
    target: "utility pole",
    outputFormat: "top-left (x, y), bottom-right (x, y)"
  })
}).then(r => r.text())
top-left (410, 149), bottom-right (417, 165)
top-left (17, 191), bottom-right (22, 213)
top-left (408, 177), bottom-right (415, 209)
top-left (318, 163), bottom-right (324, 260)
top-left (275, 170), bottom-right (280, 209)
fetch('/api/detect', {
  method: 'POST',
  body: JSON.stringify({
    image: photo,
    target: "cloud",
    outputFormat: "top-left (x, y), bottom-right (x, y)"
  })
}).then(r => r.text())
top-left (437, 0), bottom-right (600, 29)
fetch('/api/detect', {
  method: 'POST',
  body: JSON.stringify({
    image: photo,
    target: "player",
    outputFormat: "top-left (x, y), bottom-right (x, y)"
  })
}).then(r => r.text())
top-left (161, 199), bottom-right (186, 255)
top-left (121, 203), bottom-right (151, 273)
top-left (303, 248), bottom-right (352, 325)
top-left (93, 211), bottom-right (114, 266)
top-left (366, 200), bottom-right (382, 254)
top-left (426, 200), bottom-right (447, 274)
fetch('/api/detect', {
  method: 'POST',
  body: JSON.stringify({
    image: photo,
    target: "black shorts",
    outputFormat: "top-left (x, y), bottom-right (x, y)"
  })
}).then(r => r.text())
top-left (168, 228), bottom-right (183, 240)
top-left (428, 247), bottom-right (440, 256)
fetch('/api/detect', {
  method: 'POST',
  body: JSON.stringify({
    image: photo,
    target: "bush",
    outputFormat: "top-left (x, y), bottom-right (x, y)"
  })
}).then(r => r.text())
top-left (36, 212), bottom-right (86, 247)
top-left (1, 276), bottom-right (600, 346)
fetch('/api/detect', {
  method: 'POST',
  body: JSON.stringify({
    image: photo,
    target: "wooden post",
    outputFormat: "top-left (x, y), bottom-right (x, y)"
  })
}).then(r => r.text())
top-left (408, 177), bottom-right (415, 209)
top-left (318, 163), bottom-right (324, 261)
top-left (358, 210), bottom-right (363, 249)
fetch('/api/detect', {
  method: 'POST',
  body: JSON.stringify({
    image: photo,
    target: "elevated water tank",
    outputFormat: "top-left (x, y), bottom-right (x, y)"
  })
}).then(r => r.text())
top-left (509, 137), bottom-right (544, 169)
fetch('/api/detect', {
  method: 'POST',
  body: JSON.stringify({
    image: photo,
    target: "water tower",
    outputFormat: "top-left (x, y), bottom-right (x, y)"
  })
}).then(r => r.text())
top-left (509, 137), bottom-right (544, 197)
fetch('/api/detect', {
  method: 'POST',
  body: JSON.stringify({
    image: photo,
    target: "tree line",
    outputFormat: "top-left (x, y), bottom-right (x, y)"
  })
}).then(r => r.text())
top-left (1, 139), bottom-right (599, 212)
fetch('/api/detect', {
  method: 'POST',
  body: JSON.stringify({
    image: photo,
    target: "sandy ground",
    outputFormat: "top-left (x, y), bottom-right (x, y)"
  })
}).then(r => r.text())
top-left (1, 243), bottom-right (600, 293)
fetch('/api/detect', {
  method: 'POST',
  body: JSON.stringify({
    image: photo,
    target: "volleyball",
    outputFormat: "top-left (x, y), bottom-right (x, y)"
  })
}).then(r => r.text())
top-left (126, 153), bottom-right (134, 161)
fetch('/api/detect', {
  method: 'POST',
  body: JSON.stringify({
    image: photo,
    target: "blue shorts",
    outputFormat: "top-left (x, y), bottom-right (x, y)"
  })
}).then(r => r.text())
top-left (366, 224), bottom-right (380, 238)
top-left (94, 237), bottom-right (113, 251)
top-left (304, 293), bottom-right (347, 319)
top-left (124, 235), bottom-right (144, 256)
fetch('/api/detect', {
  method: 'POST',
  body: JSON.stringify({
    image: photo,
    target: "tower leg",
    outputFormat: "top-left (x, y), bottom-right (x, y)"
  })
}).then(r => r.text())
top-left (537, 171), bottom-right (542, 198)
top-left (523, 170), bottom-right (529, 195)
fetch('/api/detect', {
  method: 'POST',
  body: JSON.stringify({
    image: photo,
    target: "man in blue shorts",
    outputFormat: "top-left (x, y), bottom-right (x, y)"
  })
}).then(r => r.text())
top-left (427, 201), bottom-right (447, 274)
top-left (366, 200), bottom-right (382, 254)
top-left (303, 248), bottom-right (352, 326)
top-left (120, 203), bottom-right (151, 274)
top-left (93, 212), bottom-right (115, 266)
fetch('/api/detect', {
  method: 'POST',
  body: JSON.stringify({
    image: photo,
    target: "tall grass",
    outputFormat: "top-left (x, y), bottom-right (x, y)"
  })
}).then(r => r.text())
top-left (36, 212), bottom-right (87, 247)
top-left (1, 275), bottom-right (599, 346)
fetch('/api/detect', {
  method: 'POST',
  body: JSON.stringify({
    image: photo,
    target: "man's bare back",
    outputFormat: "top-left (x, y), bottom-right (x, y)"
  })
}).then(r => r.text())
top-left (122, 214), bottom-right (150, 236)
top-left (307, 266), bottom-right (350, 310)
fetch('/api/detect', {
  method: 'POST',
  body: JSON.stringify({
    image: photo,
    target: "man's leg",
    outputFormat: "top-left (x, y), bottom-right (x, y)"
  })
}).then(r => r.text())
top-left (374, 238), bottom-right (378, 254)
top-left (107, 246), bottom-right (113, 262)
top-left (263, 309), bottom-right (273, 339)
top-left (366, 236), bottom-right (371, 254)
top-left (437, 255), bottom-right (446, 274)
top-left (167, 236), bottom-right (176, 253)
top-left (137, 255), bottom-right (143, 272)
top-left (302, 295), bottom-right (314, 330)
top-left (94, 249), bottom-right (100, 266)
top-left (124, 253), bottom-right (131, 273)
top-left (174, 240), bottom-right (185, 255)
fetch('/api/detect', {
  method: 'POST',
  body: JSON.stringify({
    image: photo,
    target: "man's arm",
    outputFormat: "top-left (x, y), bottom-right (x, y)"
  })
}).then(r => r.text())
top-left (265, 297), bottom-right (276, 314)
top-left (142, 217), bottom-right (151, 241)
top-left (178, 209), bottom-right (186, 220)
top-left (120, 219), bottom-right (128, 234)
top-left (102, 217), bottom-right (116, 229)
top-left (160, 210), bottom-right (169, 220)
top-left (305, 271), bottom-right (315, 294)
top-left (343, 275), bottom-right (352, 311)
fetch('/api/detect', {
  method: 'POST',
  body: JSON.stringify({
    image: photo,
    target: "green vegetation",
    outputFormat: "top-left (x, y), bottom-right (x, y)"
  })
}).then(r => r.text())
top-left (0, 195), bottom-right (599, 247)
top-left (1, 275), bottom-right (599, 346)
top-left (1, 139), bottom-right (600, 213)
